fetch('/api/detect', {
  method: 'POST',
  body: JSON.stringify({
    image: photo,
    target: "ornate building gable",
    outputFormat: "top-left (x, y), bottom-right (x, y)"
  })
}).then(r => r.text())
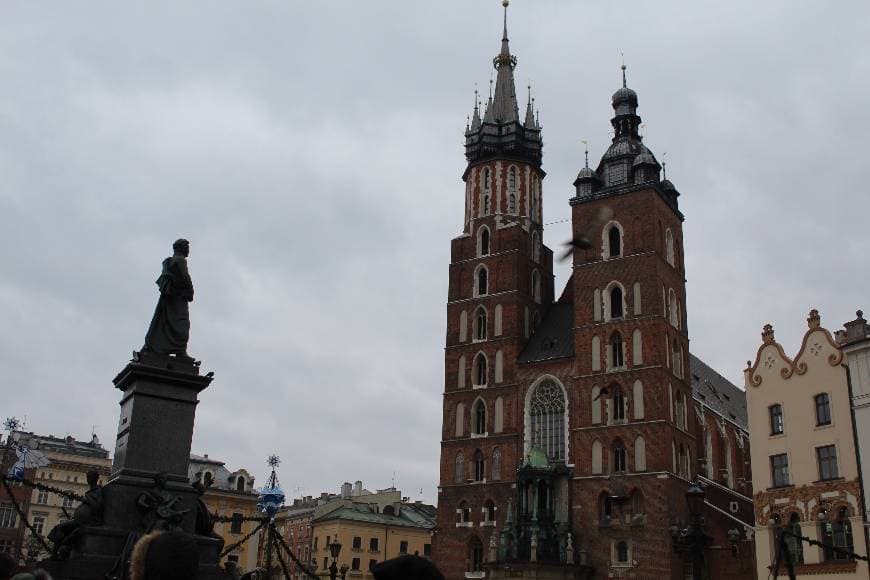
top-left (747, 310), bottom-right (845, 387)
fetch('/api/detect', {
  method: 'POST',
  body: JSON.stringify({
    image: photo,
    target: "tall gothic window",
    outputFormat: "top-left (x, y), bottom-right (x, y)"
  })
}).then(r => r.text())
top-left (509, 193), bottom-right (516, 213)
top-left (610, 286), bottom-right (624, 319)
top-left (509, 166), bottom-right (518, 190)
top-left (529, 380), bottom-right (566, 461)
top-left (475, 307), bottom-right (487, 341)
top-left (613, 440), bottom-right (627, 472)
top-left (454, 452), bottom-right (464, 483)
top-left (474, 400), bottom-right (486, 434)
top-left (608, 226), bottom-right (621, 258)
top-left (483, 194), bottom-right (491, 216)
top-left (610, 333), bottom-right (625, 368)
top-left (477, 267), bottom-right (488, 296)
top-left (473, 450), bottom-right (485, 481)
top-left (479, 228), bottom-right (490, 256)
top-left (612, 385), bottom-right (626, 422)
top-left (474, 353), bottom-right (487, 386)
top-left (532, 270), bottom-right (541, 303)
top-left (484, 168), bottom-right (492, 191)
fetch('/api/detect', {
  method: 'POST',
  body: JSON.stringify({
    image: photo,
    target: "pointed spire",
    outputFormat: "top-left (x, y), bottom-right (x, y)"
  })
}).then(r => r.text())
top-left (524, 85), bottom-right (536, 127)
top-left (622, 63), bottom-right (627, 88)
top-left (490, 0), bottom-right (519, 123)
top-left (471, 89), bottom-right (482, 130)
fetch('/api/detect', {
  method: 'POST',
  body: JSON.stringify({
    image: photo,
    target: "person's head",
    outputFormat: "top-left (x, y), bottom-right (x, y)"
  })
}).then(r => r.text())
top-left (371, 555), bottom-right (444, 580)
top-left (86, 470), bottom-right (99, 488)
top-left (172, 239), bottom-right (190, 257)
top-left (32, 572), bottom-right (52, 580)
top-left (130, 531), bottom-right (199, 580)
top-left (0, 552), bottom-right (17, 580)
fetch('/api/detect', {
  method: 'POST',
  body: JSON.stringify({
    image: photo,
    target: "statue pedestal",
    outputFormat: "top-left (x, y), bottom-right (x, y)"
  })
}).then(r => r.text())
top-left (41, 355), bottom-right (230, 580)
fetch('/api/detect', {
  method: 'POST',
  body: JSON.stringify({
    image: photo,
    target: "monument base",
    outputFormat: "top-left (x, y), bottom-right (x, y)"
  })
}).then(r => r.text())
top-left (485, 561), bottom-right (595, 580)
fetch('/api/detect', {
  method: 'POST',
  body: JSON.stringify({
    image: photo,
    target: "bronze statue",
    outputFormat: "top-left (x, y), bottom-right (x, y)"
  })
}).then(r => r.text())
top-left (192, 471), bottom-right (224, 550)
top-left (136, 472), bottom-right (189, 532)
top-left (48, 470), bottom-right (104, 559)
top-left (142, 239), bottom-right (195, 359)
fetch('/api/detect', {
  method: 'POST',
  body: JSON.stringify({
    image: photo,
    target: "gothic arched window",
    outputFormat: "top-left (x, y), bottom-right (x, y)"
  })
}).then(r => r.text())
top-left (665, 229), bottom-right (675, 266)
top-left (476, 267), bottom-right (488, 296)
top-left (612, 385), bottom-right (626, 422)
top-left (454, 452), bottom-right (464, 483)
top-left (608, 226), bottom-right (621, 258)
top-left (478, 227), bottom-right (490, 256)
top-left (509, 193), bottom-right (516, 214)
top-left (236, 476), bottom-right (245, 492)
top-left (610, 333), bottom-right (625, 368)
top-left (474, 353), bottom-right (487, 387)
top-left (475, 307), bottom-right (487, 341)
top-left (483, 194), bottom-right (491, 216)
top-left (509, 166), bottom-right (518, 190)
top-left (492, 448), bottom-right (501, 480)
top-left (483, 168), bottom-right (492, 191)
top-left (528, 380), bottom-right (566, 461)
top-left (613, 440), bottom-right (627, 472)
top-left (474, 399), bottom-right (486, 435)
top-left (610, 286), bottom-right (624, 319)
top-left (473, 450), bottom-right (485, 482)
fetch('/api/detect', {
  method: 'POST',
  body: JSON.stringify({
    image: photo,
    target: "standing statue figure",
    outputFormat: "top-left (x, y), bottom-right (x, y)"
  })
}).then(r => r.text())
top-left (143, 239), bottom-right (194, 360)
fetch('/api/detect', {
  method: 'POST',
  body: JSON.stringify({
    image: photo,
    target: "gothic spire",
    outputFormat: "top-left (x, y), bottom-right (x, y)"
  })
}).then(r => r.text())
top-left (490, 0), bottom-right (519, 123)
top-left (524, 85), bottom-right (536, 128)
top-left (471, 89), bottom-right (482, 131)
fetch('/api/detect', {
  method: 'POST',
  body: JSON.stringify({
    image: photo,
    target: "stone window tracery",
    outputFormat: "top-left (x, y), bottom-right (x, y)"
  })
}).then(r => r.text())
top-left (529, 380), bottom-right (566, 461)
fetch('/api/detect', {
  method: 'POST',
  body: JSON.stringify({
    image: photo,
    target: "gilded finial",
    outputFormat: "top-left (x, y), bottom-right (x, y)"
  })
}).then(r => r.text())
top-left (807, 309), bottom-right (821, 329)
top-left (762, 324), bottom-right (775, 344)
top-left (621, 53), bottom-right (627, 88)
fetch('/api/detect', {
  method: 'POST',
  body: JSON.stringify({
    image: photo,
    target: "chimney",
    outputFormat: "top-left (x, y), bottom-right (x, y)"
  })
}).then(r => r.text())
top-left (354, 481), bottom-right (363, 496)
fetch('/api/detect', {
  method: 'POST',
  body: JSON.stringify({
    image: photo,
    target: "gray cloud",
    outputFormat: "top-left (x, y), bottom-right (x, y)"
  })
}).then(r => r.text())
top-left (1, 1), bottom-right (868, 502)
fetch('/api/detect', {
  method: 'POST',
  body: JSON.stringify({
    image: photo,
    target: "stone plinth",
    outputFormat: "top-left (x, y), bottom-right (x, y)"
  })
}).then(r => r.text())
top-left (485, 561), bottom-right (595, 580)
top-left (41, 355), bottom-right (230, 579)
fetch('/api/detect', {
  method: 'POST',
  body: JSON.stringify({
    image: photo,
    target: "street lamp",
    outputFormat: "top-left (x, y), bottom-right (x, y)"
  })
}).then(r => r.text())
top-left (328, 539), bottom-right (348, 580)
top-left (669, 483), bottom-right (710, 580)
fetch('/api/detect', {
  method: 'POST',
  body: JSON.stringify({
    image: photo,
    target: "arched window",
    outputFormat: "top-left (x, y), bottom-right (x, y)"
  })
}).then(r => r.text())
top-left (665, 229), bottom-right (675, 266)
top-left (473, 450), bottom-right (485, 481)
top-left (509, 193), bottom-right (517, 214)
top-left (529, 379), bottom-right (567, 461)
top-left (509, 166), bottom-right (518, 190)
top-left (612, 385), bottom-right (626, 422)
top-left (494, 350), bottom-right (504, 383)
top-left (473, 399), bottom-right (486, 435)
top-left (382, 505), bottom-right (395, 516)
top-left (591, 335), bottom-right (601, 372)
top-left (236, 476), bottom-right (245, 492)
top-left (474, 307), bottom-right (487, 341)
top-left (478, 227), bottom-right (491, 256)
top-left (483, 168), bottom-right (492, 192)
top-left (492, 448), bottom-right (501, 480)
top-left (610, 333), bottom-right (625, 368)
top-left (455, 403), bottom-right (465, 437)
top-left (532, 270), bottom-right (541, 303)
top-left (608, 226), bottom-right (621, 258)
top-left (672, 339), bottom-right (682, 378)
top-left (610, 286), bottom-right (624, 319)
top-left (473, 353), bottom-right (487, 387)
top-left (476, 267), bottom-right (488, 296)
top-left (469, 537), bottom-right (484, 572)
top-left (631, 490), bottom-right (644, 516)
top-left (678, 444), bottom-right (688, 479)
top-left (786, 513), bottom-right (804, 564)
top-left (704, 428), bottom-right (713, 477)
top-left (483, 194), bottom-right (491, 216)
top-left (593, 288), bottom-right (602, 322)
top-left (484, 500), bottom-right (496, 523)
top-left (454, 452), bottom-right (465, 483)
top-left (616, 541), bottom-right (629, 563)
top-left (823, 507), bottom-right (854, 561)
top-left (458, 501), bottom-right (471, 524)
top-left (613, 440), bottom-right (627, 472)
top-left (632, 281), bottom-right (642, 315)
top-left (494, 304), bottom-right (503, 336)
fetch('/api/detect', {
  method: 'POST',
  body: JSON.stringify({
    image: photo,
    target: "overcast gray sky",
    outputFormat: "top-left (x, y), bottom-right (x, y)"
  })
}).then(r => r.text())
top-left (1, 1), bottom-right (868, 504)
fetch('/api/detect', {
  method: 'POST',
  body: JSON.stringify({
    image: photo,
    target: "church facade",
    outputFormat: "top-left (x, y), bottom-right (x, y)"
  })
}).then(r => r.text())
top-left (433, 7), bottom-right (755, 580)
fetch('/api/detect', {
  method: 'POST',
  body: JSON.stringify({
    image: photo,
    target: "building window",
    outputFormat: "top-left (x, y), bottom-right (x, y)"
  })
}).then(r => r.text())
top-left (509, 166), bottom-right (518, 190)
top-left (470, 538), bottom-right (484, 572)
top-left (36, 490), bottom-right (49, 505)
top-left (479, 228), bottom-right (491, 256)
top-left (236, 476), bottom-right (245, 492)
top-left (473, 400), bottom-right (486, 434)
top-left (323, 557), bottom-right (328, 570)
top-left (230, 513), bottom-right (243, 534)
top-left (473, 450), bottom-right (485, 482)
top-left (608, 226), bottom-right (621, 259)
top-left (424, 543), bottom-right (432, 557)
top-left (369, 538), bottom-right (379, 552)
top-left (353, 536), bottom-right (362, 550)
top-left (474, 353), bottom-right (487, 387)
top-left (786, 513), bottom-right (804, 564)
top-left (484, 500), bottom-right (496, 523)
top-left (62, 495), bottom-right (75, 509)
top-left (32, 516), bottom-right (45, 536)
top-left (476, 267), bottom-right (488, 296)
top-left (455, 452), bottom-right (465, 483)
top-left (484, 168), bottom-right (491, 191)
top-left (615, 540), bottom-right (630, 564)
top-left (458, 502), bottom-right (471, 524)
top-left (399, 541), bottom-right (408, 554)
top-left (610, 333), bottom-right (625, 368)
top-left (226, 554), bottom-right (239, 564)
top-left (369, 560), bottom-right (378, 572)
top-left (815, 393), bottom-right (832, 426)
top-left (314, 537), bottom-right (319, 551)
top-left (770, 454), bottom-right (790, 487)
top-left (823, 507), bottom-right (854, 561)
top-left (817, 445), bottom-right (839, 480)
top-left (509, 193), bottom-right (516, 214)
top-left (613, 441), bottom-right (627, 473)
top-left (351, 558), bottom-right (361, 571)
top-left (769, 404), bottom-right (784, 435)
top-left (612, 385), bottom-right (626, 422)
top-left (610, 286), bottom-right (624, 319)
top-left (475, 307), bottom-right (487, 341)
top-left (528, 379), bottom-right (566, 461)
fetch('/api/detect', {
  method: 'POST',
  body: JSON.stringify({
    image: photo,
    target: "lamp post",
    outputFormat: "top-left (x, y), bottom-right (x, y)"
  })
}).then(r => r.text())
top-left (328, 539), bottom-right (348, 580)
top-left (669, 483), bottom-right (710, 580)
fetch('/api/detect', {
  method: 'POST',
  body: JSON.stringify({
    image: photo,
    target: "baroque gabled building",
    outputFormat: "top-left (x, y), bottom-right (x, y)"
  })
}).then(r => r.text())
top-left (433, 5), bottom-right (755, 579)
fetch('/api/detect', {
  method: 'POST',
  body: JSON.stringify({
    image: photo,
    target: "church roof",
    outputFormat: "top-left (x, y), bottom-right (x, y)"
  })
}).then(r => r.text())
top-left (690, 354), bottom-right (748, 429)
top-left (517, 303), bottom-right (574, 363)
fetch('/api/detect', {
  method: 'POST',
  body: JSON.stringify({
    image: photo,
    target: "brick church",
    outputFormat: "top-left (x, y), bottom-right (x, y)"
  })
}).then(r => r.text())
top-left (433, 5), bottom-right (756, 579)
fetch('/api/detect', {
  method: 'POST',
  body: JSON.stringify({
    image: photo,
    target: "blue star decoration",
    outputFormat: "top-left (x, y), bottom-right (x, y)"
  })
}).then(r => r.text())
top-left (267, 454), bottom-right (281, 469)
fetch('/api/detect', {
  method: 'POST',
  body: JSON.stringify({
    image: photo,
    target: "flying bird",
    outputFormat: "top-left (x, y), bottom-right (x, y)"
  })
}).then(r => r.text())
top-left (559, 206), bottom-right (614, 261)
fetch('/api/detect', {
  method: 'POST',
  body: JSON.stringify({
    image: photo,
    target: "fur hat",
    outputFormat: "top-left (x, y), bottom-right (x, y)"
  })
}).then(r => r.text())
top-left (371, 556), bottom-right (445, 580)
top-left (130, 531), bottom-right (200, 580)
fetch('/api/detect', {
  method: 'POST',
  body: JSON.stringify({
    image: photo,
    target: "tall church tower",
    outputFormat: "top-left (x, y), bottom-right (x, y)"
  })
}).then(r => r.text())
top-left (434, 4), bottom-right (554, 579)
top-left (567, 67), bottom-right (695, 577)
